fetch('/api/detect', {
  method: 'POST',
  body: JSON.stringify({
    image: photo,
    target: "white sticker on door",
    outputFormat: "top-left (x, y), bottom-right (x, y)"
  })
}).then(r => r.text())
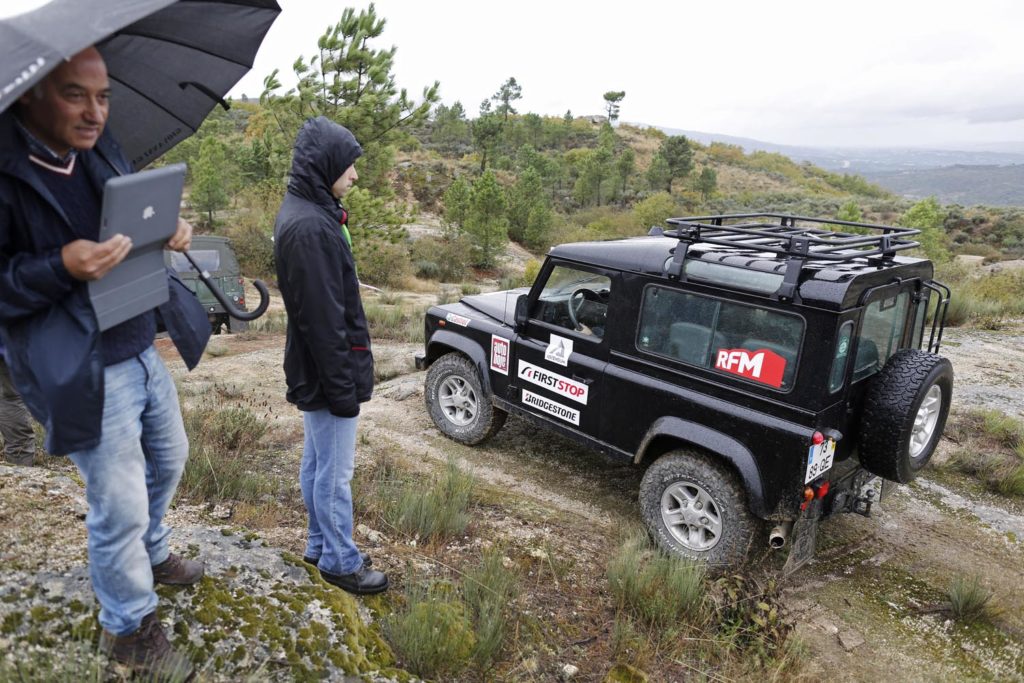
top-left (521, 389), bottom-right (580, 425)
top-left (490, 335), bottom-right (509, 375)
top-left (517, 361), bottom-right (589, 404)
top-left (544, 334), bottom-right (573, 366)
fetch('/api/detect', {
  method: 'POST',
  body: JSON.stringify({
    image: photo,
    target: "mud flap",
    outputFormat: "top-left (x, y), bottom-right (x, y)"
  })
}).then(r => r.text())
top-left (783, 498), bottom-right (822, 575)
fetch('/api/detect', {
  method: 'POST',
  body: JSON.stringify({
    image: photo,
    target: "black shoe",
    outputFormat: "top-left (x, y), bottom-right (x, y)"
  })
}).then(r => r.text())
top-left (319, 565), bottom-right (389, 595)
top-left (303, 552), bottom-right (372, 568)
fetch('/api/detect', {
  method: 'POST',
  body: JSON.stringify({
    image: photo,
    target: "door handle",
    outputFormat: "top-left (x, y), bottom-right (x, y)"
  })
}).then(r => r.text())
top-left (572, 374), bottom-right (594, 385)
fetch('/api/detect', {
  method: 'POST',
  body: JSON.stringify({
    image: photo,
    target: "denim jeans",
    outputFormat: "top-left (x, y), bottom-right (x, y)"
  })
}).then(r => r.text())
top-left (68, 345), bottom-right (189, 636)
top-left (300, 408), bottom-right (362, 575)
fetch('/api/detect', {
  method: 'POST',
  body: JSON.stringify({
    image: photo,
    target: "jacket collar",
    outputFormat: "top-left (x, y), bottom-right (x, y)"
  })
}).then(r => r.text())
top-left (0, 110), bottom-right (130, 226)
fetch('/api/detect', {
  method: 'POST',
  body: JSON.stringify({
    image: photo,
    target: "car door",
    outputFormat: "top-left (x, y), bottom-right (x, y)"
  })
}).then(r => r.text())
top-left (509, 261), bottom-right (612, 437)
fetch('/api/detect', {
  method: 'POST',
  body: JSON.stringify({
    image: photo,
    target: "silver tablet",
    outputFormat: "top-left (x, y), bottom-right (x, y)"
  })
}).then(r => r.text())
top-left (88, 163), bottom-right (186, 331)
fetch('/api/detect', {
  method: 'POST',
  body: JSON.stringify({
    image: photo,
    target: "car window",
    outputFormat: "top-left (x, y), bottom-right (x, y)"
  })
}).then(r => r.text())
top-left (533, 265), bottom-right (611, 339)
top-left (829, 321), bottom-right (854, 393)
top-left (637, 286), bottom-right (803, 390)
top-left (169, 249), bottom-right (220, 273)
top-left (853, 292), bottom-right (909, 382)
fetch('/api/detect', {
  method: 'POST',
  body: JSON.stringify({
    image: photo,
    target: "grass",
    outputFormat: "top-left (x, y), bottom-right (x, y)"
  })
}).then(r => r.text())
top-left (178, 401), bottom-right (275, 503)
top-left (363, 303), bottom-right (426, 343)
top-left (942, 409), bottom-right (1024, 498)
top-left (462, 547), bottom-right (520, 670)
top-left (947, 574), bottom-right (993, 623)
top-left (607, 533), bottom-right (707, 629)
top-left (379, 456), bottom-right (475, 542)
top-left (938, 264), bottom-right (1024, 328)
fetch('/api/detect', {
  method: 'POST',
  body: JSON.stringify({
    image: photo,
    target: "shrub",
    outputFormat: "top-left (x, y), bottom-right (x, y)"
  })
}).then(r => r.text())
top-left (947, 575), bottom-right (992, 623)
top-left (607, 533), bottom-right (706, 628)
top-left (409, 234), bottom-right (473, 282)
top-left (363, 303), bottom-right (426, 343)
top-left (381, 456), bottom-right (475, 542)
top-left (463, 547), bottom-right (520, 670)
top-left (179, 401), bottom-right (273, 502)
top-left (354, 238), bottom-right (413, 289)
top-left (385, 581), bottom-right (476, 679)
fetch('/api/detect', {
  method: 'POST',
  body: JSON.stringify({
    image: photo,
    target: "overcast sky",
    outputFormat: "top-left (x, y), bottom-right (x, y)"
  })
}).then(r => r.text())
top-left (6, 0), bottom-right (1023, 149)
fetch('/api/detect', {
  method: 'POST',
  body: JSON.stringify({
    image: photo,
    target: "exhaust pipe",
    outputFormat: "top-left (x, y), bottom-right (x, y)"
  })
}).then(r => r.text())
top-left (769, 522), bottom-right (793, 549)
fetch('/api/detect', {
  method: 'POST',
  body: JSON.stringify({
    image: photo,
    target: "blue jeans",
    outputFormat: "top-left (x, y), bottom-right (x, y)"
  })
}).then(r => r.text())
top-left (300, 409), bottom-right (362, 575)
top-left (68, 346), bottom-right (188, 636)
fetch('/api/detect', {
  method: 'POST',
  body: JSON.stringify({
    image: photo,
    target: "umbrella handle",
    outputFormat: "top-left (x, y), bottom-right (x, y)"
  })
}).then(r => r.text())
top-left (180, 250), bottom-right (270, 322)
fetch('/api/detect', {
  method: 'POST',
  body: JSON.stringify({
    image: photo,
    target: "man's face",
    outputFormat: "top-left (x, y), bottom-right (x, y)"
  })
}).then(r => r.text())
top-left (18, 47), bottom-right (110, 155)
top-left (331, 164), bottom-right (358, 199)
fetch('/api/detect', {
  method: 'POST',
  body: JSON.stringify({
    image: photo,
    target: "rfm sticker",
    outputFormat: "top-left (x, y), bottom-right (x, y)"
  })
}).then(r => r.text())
top-left (714, 348), bottom-right (787, 388)
top-left (490, 335), bottom-right (509, 375)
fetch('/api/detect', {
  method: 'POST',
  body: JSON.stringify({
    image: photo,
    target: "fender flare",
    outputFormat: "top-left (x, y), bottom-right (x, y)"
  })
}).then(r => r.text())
top-left (634, 416), bottom-right (768, 517)
top-left (425, 330), bottom-right (494, 394)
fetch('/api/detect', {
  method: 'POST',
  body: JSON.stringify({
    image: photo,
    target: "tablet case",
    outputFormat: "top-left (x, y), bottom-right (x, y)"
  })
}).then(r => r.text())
top-left (88, 163), bottom-right (187, 331)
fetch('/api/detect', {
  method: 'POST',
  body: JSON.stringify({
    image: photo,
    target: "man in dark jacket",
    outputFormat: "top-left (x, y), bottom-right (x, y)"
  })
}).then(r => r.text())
top-left (274, 116), bottom-right (388, 595)
top-left (0, 47), bottom-right (210, 678)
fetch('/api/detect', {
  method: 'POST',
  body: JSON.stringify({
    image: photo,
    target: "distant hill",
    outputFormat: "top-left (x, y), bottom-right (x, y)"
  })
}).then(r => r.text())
top-left (633, 124), bottom-right (1024, 207)
top-left (860, 165), bottom-right (1024, 207)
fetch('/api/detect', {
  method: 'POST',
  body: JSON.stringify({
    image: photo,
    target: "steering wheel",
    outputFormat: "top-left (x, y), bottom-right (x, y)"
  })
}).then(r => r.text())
top-left (568, 288), bottom-right (600, 330)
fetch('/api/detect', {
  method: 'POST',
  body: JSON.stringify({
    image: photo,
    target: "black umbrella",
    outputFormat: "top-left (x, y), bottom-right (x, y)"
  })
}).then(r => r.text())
top-left (0, 0), bottom-right (280, 321)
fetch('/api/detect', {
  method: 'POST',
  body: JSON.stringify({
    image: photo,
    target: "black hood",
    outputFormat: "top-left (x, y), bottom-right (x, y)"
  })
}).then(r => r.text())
top-left (287, 116), bottom-right (362, 215)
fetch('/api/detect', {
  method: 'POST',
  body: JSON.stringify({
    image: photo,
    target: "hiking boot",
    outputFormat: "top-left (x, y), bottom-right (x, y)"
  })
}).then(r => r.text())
top-left (319, 565), bottom-right (389, 595)
top-left (303, 552), bottom-right (372, 569)
top-left (152, 553), bottom-right (204, 586)
top-left (100, 612), bottom-right (194, 681)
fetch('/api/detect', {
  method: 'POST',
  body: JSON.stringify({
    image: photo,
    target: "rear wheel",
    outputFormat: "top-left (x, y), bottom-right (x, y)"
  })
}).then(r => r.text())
top-left (425, 353), bottom-right (506, 445)
top-left (639, 450), bottom-right (760, 569)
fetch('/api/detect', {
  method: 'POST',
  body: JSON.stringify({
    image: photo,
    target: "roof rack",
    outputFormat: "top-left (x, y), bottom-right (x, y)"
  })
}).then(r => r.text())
top-left (652, 213), bottom-right (922, 301)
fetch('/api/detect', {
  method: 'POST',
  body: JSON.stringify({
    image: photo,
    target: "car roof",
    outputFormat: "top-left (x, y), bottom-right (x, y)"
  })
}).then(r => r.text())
top-left (547, 236), bottom-right (934, 310)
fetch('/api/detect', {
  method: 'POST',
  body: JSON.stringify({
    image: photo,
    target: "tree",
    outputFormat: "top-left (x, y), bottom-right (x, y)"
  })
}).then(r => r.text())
top-left (836, 200), bottom-right (863, 223)
top-left (492, 77), bottom-right (522, 122)
top-left (261, 4), bottom-right (440, 195)
top-left (900, 197), bottom-right (950, 263)
top-left (615, 148), bottom-right (635, 200)
top-left (190, 136), bottom-right (231, 225)
top-left (432, 101), bottom-right (470, 153)
top-left (507, 167), bottom-right (545, 243)
top-left (646, 152), bottom-right (671, 192)
top-left (660, 135), bottom-right (694, 192)
top-left (694, 166), bottom-right (718, 201)
top-left (465, 171), bottom-right (508, 268)
top-left (443, 176), bottom-right (472, 232)
top-left (603, 90), bottom-right (625, 123)
top-left (471, 112), bottom-right (503, 172)
top-left (524, 202), bottom-right (554, 249)
top-left (574, 147), bottom-right (613, 206)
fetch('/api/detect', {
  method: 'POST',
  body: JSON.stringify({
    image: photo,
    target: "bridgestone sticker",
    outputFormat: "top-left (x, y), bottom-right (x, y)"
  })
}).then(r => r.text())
top-left (714, 348), bottom-right (787, 388)
top-left (445, 313), bottom-right (471, 327)
top-left (544, 334), bottom-right (573, 366)
top-left (521, 389), bottom-right (580, 425)
top-left (490, 335), bottom-right (510, 375)
top-left (518, 361), bottom-right (589, 405)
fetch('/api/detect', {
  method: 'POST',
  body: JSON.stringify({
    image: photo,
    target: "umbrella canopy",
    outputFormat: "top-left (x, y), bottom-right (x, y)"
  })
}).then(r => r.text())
top-left (1, 0), bottom-right (281, 168)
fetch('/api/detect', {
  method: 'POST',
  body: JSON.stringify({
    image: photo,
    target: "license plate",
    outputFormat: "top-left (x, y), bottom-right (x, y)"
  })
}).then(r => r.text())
top-left (804, 438), bottom-right (836, 483)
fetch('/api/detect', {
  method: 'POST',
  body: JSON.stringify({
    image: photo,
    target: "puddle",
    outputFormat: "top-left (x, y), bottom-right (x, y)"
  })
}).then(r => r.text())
top-left (916, 478), bottom-right (1024, 541)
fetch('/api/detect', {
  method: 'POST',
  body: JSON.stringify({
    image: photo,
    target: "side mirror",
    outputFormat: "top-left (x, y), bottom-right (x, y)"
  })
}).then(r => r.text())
top-left (514, 293), bottom-right (529, 332)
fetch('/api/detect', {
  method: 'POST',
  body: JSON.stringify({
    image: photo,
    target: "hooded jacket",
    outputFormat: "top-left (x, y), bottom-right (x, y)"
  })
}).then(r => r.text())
top-left (274, 117), bottom-right (373, 417)
top-left (0, 110), bottom-right (211, 455)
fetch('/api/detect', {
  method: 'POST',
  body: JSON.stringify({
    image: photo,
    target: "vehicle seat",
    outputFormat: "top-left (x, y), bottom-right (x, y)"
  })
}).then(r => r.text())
top-left (670, 322), bottom-right (716, 365)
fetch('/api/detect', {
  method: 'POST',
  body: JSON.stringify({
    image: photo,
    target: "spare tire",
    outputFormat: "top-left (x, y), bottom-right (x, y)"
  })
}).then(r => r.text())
top-left (859, 349), bottom-right (953, 483)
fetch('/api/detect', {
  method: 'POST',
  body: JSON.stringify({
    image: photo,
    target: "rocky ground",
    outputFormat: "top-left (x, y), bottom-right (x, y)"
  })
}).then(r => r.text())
top-left (2, 289), bottom-right (1023, 680)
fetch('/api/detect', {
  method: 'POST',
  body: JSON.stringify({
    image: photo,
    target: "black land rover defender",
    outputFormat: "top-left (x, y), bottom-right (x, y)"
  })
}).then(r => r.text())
top-left (415, 214), bottom-right (953, 570)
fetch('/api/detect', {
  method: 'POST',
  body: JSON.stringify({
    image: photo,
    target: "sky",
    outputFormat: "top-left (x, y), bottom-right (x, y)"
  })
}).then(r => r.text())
top-left (5, 0), bottom-right (1024, 149)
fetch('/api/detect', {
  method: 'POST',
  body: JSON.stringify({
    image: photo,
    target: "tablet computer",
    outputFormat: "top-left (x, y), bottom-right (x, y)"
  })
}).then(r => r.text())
top-left (88, 163), bottom-right (187, 331)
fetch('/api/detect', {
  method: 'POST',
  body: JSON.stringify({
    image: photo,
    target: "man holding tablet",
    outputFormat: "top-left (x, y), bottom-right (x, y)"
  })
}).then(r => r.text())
top-left (0, 47), bottom-right (209, 679)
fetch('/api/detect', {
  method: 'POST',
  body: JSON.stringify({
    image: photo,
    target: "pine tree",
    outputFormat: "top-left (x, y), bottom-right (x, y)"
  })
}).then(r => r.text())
top-left (603, 90), bottom-right (625, 123)
top-left (190, 136), bottom-right (230, 225)
top-left (492, 77), bottom-right (522, 122)
top-left (466, 171), bottom-right (508, 268)
top-left (660, 135), bottom-right (694, 192)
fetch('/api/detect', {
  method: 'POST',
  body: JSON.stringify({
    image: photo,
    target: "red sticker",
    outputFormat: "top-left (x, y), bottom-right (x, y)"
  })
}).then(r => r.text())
top-left (714, 348), bottom-right (787, 388)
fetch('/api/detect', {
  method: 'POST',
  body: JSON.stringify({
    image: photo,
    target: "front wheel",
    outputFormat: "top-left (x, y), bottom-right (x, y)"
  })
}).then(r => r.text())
top-left (424, 353), bottom-right (506, 445)
top-left (639, 450), bottom-right (761, 569)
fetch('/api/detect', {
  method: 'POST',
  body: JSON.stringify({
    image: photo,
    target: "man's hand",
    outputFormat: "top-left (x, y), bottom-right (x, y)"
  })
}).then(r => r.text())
top-left (61, 235), bottom-right (132, 281)
top-left (166, 217), bottom-right (192, 252)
